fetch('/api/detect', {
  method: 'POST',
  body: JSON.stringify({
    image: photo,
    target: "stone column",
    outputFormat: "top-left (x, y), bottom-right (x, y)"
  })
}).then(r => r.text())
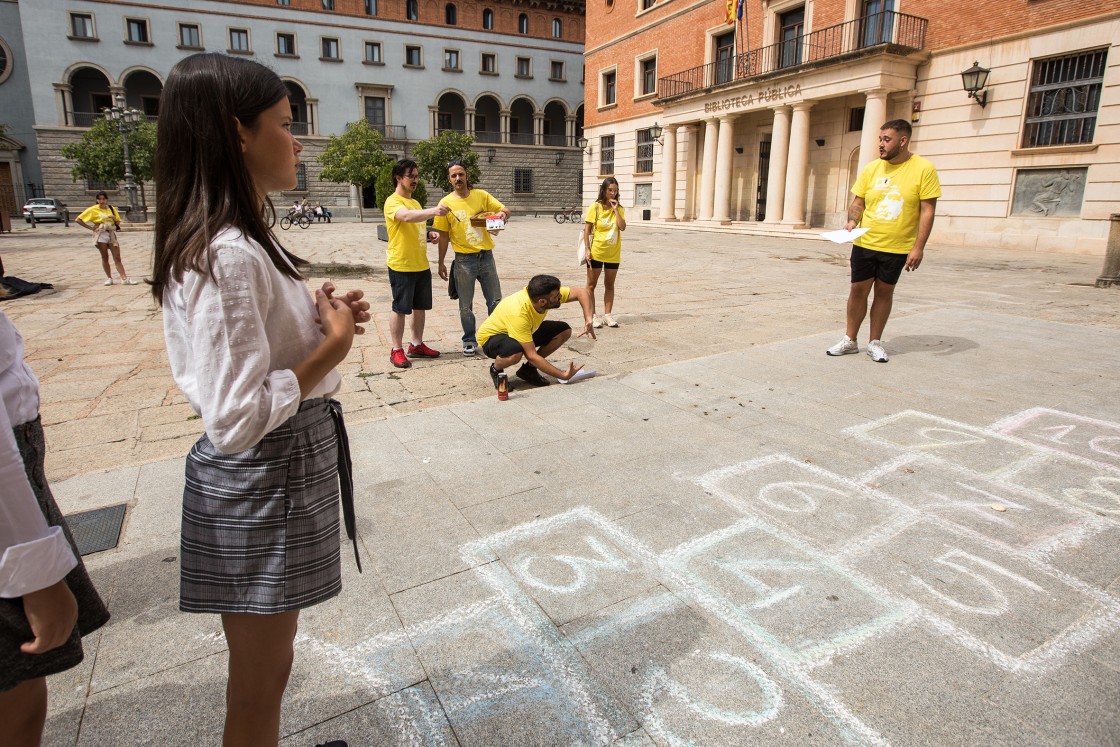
top-left (680, 124), bottom-right (699, 221)
top-left (713, 115), bottom-right (736, 224)
top-left (53, 83), bottom-right (72, 126)
top-left (697, 118), bottom-right (720, 221)
top-left (565, 115), bottom-right (577, 146)
top-left (465, 106), bottom-right (476, 135)
top-left (858, 89), bottom-right (889, 171)
top-left (533, 112), bottom-right (545, 145)
top-left (428, 105), bottom-right (438, 137)
top-left (659, 125), bottom-right (678, 221)
top-left (763, 106), bottom-right (791, 225)
top-left (307, 98), bottom-right (319, 135)
top-left (500, 109), bottom-right (511, 144)
top-left (781, 102), bottom-right (814, 227)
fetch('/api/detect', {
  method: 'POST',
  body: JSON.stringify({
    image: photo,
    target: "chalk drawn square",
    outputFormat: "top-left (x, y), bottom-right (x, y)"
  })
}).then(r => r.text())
top-left (850, 519), bottom-right (1120, 672)
top-left (999, 454), bottom-right (1120, 521)
top-left (847, 411), bottom-right (1047, 476)
top-left (994, 408), bottom-right (1120, 473)
top-left (665, 521), bottom-right (908, 667)
top-left (695, 455), bottom-right (906, 554)
top-left (560, 588), bottom-right (885, 746)
top-left (482, 513), bottom-right (660, 626)
top-left (404, 594), bottom-right (632, 746)
top-left (867, 459), bottom-right (1095, 550)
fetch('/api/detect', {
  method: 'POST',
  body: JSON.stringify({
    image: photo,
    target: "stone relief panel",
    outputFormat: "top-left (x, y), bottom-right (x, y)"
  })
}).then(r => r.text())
top-left (1011, 167), bottom-right (1087, 217)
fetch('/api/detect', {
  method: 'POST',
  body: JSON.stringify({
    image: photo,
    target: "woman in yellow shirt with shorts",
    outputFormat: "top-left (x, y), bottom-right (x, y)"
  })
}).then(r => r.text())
top-left (76, 191), bottom-right (137, 286)
top-left (581, 177), bottom-right (627, 328)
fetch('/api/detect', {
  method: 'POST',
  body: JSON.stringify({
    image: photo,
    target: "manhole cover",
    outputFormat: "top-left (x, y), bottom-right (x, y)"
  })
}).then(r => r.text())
top-left (65, 504), bottom-right (127, 556)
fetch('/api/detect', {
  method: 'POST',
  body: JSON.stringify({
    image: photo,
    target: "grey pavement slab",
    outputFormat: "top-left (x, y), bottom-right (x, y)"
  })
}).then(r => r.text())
top-left (9, 219), bottom-right (1118, 745)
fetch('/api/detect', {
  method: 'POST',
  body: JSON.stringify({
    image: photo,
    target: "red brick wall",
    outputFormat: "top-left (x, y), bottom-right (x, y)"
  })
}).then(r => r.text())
top-left (219, 0), bottom-right (585, 41)
top-left (585, 0), bottom-right (1120, 127)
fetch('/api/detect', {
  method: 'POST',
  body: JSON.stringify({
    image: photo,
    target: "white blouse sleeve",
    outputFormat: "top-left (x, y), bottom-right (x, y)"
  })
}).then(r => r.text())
top-left (0, 396), bottom-right (77, 599)
top-left (181, 240), bottom-right (301, 453)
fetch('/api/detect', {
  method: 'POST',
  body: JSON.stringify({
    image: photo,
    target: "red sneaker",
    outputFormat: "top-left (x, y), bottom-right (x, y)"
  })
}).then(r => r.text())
top-left (390, 348), bottom-right (411, 368)
top-left (407, 342), bottom-right (441, 359)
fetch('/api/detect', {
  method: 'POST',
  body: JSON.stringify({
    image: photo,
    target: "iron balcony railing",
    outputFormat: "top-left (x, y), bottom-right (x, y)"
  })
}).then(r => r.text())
top-left (658, 11), bottom-right (927, 100)
top-left (371, 123), bottom-right (408, 140)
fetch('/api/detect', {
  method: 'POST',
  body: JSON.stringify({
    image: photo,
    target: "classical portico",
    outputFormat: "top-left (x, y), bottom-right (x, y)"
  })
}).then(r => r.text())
top-left (651, 19), bottom-right (929, 231)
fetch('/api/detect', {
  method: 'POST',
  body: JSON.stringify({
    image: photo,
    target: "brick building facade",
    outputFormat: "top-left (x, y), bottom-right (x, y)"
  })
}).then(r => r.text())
top-left (4, 0), bottom-right (588, 217)
top-left (581, 0), bottom-right (1119, 252)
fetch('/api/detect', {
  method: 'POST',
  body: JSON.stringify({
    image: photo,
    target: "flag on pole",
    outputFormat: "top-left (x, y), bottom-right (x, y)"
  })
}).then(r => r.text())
top-left (736, 0), bottom-right (745, 20)
top-left (725, 0), bottom-right (735, 25)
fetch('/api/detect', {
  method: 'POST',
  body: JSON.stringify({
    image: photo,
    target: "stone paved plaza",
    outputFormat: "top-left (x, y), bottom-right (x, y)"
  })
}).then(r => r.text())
top-left (2, 218), bottom-right (1119, 746)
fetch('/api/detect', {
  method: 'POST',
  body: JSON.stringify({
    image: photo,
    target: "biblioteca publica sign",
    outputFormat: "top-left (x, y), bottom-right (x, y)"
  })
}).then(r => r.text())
top-left (704, 83), bottom-right (802, 113)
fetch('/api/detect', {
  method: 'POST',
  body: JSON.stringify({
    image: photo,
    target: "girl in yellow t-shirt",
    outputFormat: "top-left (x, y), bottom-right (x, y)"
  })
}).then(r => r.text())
top-left (76, 191), bottom-right (136, 286)
top-left (581, 177), bottom-right (627, 328)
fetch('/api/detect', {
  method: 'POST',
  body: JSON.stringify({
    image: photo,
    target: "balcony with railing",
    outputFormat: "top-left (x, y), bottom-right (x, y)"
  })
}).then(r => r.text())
top-left (658, 11), bottom-right (927, 101)
top-left (370, 124), bottom-right (408, 140)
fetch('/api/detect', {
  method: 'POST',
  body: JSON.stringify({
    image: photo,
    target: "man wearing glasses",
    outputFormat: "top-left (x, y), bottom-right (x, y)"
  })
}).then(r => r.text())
top-left (433, 161), bottom-right (511, 356)
top-left (382, 158), bottom-right (451, 369)
top-left (476, 274), bottom-right (595, 388)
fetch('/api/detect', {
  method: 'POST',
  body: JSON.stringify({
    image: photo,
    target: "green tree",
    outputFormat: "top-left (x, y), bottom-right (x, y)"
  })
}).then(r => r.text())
top-left (318, 119), bottom-right (390, 222)
top-left (60, 117), bottom-right (157, 188)
top-left (375, 162), bottom-right (427, 211)
top-left (412, 131), bottom-right (481, 192)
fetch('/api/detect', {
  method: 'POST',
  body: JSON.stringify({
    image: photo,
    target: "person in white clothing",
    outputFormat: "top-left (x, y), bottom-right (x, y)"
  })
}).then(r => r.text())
top-left (0, 303), bottom-right (110, 747)
top-left (151, 53), bottom-right (370, 747)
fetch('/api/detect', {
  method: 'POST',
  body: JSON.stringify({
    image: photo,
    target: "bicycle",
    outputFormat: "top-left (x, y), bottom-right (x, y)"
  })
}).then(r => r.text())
top-left (280, 213), bottom-right (311, 230)
top-left (553, 206), bottom-right (582, 224)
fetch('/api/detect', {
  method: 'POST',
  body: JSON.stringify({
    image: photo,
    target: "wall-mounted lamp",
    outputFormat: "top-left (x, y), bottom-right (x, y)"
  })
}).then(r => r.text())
top-left (486, 147), bottom-right (496, 163)
top-left (734, 147), bottom-right (744, 154)
top-left (555, 151), bottom-right (564, 166)
top-left (961, 61), bottom-right (990, 108)
top-left (814, 138), bottom-right (826, 147)
top-left (576, 136), bottom-right (589, 157)
top-left (650, 121), bottom-right (664, 144)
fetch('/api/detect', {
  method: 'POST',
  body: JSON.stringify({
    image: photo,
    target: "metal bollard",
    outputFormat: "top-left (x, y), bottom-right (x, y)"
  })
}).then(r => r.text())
top-left (64, 209), bottom-right (70, 227)
top-left (29, 210), bottom-right (36, 228)
top-left (1095, 214), bottom-right (1120, 288)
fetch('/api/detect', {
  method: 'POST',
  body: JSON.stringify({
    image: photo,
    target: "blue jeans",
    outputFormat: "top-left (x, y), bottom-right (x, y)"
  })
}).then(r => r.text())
top-left (454, 251), bottom-right (502, 345)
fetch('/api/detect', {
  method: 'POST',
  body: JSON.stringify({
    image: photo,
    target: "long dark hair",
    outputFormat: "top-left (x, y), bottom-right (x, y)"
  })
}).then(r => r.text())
top-left (595, 177), bottom-right (619, 208)
top-left (151, 53), bottom-right (305, 305)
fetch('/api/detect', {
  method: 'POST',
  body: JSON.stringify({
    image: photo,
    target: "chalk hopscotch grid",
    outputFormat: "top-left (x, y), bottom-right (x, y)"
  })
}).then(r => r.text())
top-left (289, 407), bottom-right (1119, 746)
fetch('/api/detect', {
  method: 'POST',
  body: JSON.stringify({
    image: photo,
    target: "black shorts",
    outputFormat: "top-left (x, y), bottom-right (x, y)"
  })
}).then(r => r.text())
top-left (850, 245), bottom-right (906, 285)
top-left (482, 320), bottom-right (571, 359)
top-left (589, 259), bottom-right (620, 270)
top-left (388, 268), bottom-right (433, 314)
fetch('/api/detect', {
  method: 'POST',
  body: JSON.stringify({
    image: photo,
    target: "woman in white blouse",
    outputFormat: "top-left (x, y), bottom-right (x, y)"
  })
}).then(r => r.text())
top-left (150, 54), bottom-right (371, 745)
top-left (0, 305), bottom-right (109, 745)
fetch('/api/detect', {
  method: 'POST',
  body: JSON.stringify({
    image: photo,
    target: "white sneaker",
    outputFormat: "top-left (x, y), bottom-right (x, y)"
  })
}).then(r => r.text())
top-left (826, 336), bottom-right (858, 356)
top-left (867, 340), bottom-right (889, 363)
top-left (103, 278), bottom-right (114, 286)
top-left (603, 313), bottom-right (619, 328)
top-left (592, 316), bottom-right (603, 329)
top-left (462, 343), bottom-right (476, 356)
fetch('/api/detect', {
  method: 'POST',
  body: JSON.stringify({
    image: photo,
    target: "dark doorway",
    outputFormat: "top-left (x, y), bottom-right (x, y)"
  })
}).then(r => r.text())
top-left (755, 139), bottom-right (771, 221)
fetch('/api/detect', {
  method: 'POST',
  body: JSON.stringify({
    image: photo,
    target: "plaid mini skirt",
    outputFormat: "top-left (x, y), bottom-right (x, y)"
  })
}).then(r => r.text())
top-left (0, 417), bottom-right (110, 692)
top-left (180, 398), bottom-right (357, 615)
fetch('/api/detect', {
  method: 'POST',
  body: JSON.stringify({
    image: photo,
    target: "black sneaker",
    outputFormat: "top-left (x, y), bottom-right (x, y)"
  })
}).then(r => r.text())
top-left (489, 364), bottom-right (502, 390)
top-left (516, 364), bottom-right (551, 387)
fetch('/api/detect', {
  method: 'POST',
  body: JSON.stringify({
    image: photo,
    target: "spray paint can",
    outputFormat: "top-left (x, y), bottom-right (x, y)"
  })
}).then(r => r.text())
top-left (497, 372), bottom-right (509, 401)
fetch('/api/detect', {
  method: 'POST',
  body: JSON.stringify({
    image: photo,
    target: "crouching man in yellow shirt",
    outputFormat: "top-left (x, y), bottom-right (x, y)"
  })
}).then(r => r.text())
top-left (476, 275), bottom-right (595, 389)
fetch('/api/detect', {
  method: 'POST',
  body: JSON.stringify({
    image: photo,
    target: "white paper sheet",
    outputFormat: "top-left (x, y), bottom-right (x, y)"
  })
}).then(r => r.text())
top-left (558, 368), bottom-right (597, 385)
top-left (819, 227), bottom-right (871, 244)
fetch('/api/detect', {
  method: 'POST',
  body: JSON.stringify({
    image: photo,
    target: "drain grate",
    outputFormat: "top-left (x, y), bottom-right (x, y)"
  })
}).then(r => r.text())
top-left (65, 503), bottom-right (127, 556)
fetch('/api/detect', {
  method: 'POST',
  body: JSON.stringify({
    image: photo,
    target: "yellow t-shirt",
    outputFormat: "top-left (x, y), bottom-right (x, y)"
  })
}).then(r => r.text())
top-left (77, 204), bottom-right (121, 226)
top-left (431, 189), bottom-right (505, 255)
top-left (383, 192), bottom-right (429, 272)
top-left (851, 154), bottom-right (941, 255)
top-left (584, 202), bottom-right (624, 264)
top-left (477, 286), bottom-right (571, 347)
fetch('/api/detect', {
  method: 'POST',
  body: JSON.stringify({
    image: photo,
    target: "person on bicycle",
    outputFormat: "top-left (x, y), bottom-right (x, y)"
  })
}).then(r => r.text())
top-left (433, 161), bottom-right (510, 357)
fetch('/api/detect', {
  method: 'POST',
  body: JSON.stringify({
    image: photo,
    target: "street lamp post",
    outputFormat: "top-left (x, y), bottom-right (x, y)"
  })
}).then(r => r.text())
top-left (105, 94), bottom-right (145, 221)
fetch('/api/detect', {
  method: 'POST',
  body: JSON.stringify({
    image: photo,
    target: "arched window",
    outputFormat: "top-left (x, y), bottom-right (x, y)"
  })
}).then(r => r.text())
top-left (445, 3), bottom-right (457, 24)
top-left (551, 18), bottom-right (561, 38)
top-left (406, 0), bottom-right (418, 20)
top-left (518, 13), bottom-right (528, 33)
top-left (482, 8), bottom-right (493, 29)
